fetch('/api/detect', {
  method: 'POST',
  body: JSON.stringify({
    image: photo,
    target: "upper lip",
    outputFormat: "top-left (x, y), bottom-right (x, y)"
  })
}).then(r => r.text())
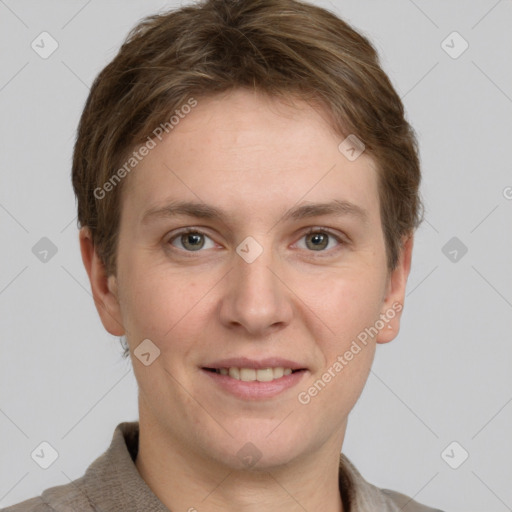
top-left (203, 357), bottom-right (306, 370)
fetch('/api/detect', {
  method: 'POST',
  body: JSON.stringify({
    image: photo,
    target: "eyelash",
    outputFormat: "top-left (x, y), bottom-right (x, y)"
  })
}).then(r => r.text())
top-left (166, 227), bottom-right (346, 256)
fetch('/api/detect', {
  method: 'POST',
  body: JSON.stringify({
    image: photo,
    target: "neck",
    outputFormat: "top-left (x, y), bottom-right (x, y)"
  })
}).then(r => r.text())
top-left (134, 413), bottom-right (346, 512)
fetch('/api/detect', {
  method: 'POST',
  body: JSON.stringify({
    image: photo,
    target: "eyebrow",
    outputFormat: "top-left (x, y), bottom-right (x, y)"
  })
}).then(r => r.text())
top-left (140, 199), bottom-right (368, 226)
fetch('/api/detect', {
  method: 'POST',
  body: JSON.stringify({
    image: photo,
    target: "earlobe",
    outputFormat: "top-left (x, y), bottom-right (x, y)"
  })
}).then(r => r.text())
top-left (376, 235), bottom-right (414, 344)
top-left (79, 227), bottom-right (125, 336)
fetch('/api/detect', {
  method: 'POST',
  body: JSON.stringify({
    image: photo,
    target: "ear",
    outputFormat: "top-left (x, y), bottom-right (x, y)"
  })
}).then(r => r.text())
top-left (79, 227), bottom-right (125, 336)
top-left (376, 235), bottom-right (414, 344)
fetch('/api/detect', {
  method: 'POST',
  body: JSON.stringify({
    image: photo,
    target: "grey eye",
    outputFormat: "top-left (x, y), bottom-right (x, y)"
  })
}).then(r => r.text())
top-left (180, 232), bottom-right (205, 251)
top-left (305, 232), bottom-right (329, 251)
top-left (170, 231), bottom-right (215, 251)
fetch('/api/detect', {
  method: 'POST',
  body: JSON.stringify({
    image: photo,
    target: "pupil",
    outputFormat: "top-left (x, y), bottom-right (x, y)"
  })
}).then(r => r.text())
top-left (307, 233), bottom-right (328, 250)
top-left (183, 233), bottom-right (204, 250)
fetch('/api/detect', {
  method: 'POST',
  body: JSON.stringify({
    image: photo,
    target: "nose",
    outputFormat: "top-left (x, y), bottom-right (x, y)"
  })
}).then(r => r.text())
top-left (218, 240), bottom-right (293, 337)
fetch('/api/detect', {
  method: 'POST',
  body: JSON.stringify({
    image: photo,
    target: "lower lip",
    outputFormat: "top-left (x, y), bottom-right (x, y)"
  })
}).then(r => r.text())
top-left (201, 369), bottom-right (307, 400)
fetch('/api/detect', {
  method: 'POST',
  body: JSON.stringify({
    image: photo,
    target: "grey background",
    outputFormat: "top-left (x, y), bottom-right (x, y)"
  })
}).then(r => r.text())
top-left (1, 1), bottom-right (511, 510)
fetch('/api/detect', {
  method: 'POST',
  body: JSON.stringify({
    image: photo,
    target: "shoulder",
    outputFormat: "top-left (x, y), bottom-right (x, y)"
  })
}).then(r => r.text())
top-left (1, 421), bottom-right (148, 512)
top-left (0, 496), bottom-right (53, 512)
top-left (339, 453), bottom-right (445, 512)
top-left (0, 478), bottom-right (95, 512)
top-left (381, 488), bottom-right (446, 512)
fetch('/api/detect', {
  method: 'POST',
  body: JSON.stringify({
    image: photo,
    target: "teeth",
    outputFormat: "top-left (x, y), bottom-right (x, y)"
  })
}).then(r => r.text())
top-left (228, 367), bottom-right (240, 380)
top-left (217, 367), bottom-right (296, 382)
top-left (254, 368), bottom-right (273, 382)
top-left (273, 367), bottom-right (284, 379)
top-left (240, 368), bottom-right (256, 381)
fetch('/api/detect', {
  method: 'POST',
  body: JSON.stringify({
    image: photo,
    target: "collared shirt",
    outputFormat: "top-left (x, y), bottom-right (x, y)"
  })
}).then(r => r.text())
top-left (2, 421), bottom-right (444, 512)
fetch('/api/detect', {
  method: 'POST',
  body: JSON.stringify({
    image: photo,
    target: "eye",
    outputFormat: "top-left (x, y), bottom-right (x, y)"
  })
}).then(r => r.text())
top-left (296, 228), bottom-right (343, 252)
top-left (168, 229), bottom-right (216, 252)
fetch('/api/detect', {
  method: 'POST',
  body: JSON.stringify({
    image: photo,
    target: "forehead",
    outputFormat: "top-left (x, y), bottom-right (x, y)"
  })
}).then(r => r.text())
top-left (121, 89), bottom-right (380, 227)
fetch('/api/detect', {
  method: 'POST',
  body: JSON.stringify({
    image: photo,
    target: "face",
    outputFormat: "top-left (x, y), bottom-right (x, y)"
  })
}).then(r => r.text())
top-left (83, 88), bottom-right (412, 470)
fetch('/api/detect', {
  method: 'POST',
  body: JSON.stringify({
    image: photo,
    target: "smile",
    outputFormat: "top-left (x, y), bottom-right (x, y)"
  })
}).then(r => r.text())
top-left (212, 367), bottom-right (296, 382)
top-left (202, 365), bottom-right (307, 400)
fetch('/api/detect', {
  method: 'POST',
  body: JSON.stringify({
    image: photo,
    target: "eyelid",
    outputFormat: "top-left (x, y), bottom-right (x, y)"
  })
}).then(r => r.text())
top-left (295, 226), bottom-right (347, 252)
top-left (164, 227), bottom-right (216, 254)
top-left (165, 226), bottom-right (348, 254)
top-left (302, 226), bottom-right (346, 240)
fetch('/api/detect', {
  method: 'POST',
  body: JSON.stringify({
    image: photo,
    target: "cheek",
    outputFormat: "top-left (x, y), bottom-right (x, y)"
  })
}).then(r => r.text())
top-left (300, 269), bottom-right (386, 347)
top-left (117, 256), bottom-right (212, 350)
top-left (298, 282), bottom-right (379, 417)
top-left (311, 272), bottom-right (384, 408)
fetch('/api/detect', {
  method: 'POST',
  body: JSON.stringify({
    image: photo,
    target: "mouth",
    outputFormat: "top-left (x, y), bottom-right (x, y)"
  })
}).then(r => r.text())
top-left (202, 366), bottom-right (305, 382)
top-left (201, 359), bottom-right (308, 400)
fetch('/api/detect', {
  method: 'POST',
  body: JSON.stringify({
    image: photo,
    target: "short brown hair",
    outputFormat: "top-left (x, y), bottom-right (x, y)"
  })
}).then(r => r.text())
top-left (72, 0), bottom-right (422, 278)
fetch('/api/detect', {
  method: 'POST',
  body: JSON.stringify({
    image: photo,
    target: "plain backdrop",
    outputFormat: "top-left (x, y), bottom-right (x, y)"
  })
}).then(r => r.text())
top-left (1, 1), bottom-right (511, 511)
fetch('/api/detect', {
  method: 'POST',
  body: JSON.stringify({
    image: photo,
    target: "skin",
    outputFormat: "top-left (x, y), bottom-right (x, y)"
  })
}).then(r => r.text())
top-left (80, 88), bottom-right (413, 512)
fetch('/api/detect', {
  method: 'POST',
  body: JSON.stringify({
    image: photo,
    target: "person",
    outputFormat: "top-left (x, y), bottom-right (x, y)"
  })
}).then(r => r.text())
top-left (3, 0), bottom-right (445, 510)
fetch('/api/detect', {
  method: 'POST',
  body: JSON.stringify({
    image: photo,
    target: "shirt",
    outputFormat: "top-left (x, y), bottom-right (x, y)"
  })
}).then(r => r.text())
top-left (1, 421), bottom-right (444, 512)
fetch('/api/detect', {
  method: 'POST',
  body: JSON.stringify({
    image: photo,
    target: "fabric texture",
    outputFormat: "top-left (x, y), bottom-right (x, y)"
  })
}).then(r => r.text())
top-left (2, 421), bottom-right (444, 512)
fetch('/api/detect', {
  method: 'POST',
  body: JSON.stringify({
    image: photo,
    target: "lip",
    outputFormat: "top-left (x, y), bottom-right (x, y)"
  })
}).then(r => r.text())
top-left (201, 367), bottom-right (308, 400)
top-left (203, 357), bottom-right (306, 371)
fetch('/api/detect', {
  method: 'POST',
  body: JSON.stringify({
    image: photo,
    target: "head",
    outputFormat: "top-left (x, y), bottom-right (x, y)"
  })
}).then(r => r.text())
top-left (76, 0), bottom-right (422, 469)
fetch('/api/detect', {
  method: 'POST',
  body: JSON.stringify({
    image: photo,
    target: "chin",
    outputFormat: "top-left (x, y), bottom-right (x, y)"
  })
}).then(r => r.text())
top-left (206, 422), bottom-right (313, 471)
